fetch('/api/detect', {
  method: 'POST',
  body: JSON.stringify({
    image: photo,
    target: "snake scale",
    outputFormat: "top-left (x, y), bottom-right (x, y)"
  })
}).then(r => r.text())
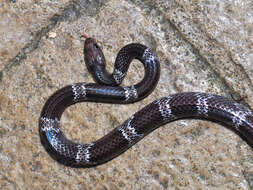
top-left (39, 35), bottom-right (253, 167)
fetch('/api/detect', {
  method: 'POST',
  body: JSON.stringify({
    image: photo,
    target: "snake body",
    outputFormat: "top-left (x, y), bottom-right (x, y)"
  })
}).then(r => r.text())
top-left (39, 37), bottom-right (253, 167)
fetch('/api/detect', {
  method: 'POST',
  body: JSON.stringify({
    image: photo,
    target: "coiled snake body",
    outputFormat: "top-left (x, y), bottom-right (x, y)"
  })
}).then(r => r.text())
top-left (39, 36), bottom-right (253, 167)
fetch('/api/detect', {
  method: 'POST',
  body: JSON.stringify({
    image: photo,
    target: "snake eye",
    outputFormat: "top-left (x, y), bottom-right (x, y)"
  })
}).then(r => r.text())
top-left (94, 43), bottom-right (99, 49)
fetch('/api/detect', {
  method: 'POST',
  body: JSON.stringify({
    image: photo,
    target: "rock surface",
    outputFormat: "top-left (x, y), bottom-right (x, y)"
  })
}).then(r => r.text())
top-left (0, 0), bottom-right (253, 189)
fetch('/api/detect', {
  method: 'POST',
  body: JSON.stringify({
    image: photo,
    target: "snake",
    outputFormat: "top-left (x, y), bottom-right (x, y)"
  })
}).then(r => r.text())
top-left (39, 35), bottom-right (253, 168)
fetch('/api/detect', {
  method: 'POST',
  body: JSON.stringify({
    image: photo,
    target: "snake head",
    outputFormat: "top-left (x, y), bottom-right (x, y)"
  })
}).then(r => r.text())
top-left (81, 34), bottom-right (121, 86)
top-left (83, 37), bottom-right (106, 75)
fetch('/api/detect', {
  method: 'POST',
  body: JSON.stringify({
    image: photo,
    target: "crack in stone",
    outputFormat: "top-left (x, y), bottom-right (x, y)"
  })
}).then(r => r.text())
top-left (2, 0), bottom-right (251, 109)
top-left (1, 0), bottom-right (107, 81)
top-left (243, 170), bottom-right (253, 189)
top-left (127, 0), bottom-right (251, 107)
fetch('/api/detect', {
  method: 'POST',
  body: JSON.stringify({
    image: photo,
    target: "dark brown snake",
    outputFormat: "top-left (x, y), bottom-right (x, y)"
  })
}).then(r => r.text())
top-left (39, 35), bottom-right (253, 168)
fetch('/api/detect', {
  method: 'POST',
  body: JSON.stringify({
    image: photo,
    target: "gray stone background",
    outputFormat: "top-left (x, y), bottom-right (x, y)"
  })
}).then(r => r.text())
top-left (0, 0), bottom-right (253, 189)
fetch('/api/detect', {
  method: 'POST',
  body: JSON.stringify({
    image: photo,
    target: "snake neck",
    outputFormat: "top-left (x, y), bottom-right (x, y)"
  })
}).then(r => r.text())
top-left (90, 66), bottom-right (118, 86)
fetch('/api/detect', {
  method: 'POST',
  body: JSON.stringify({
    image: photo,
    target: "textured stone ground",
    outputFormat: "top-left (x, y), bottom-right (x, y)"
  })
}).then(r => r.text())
top-left (1, 0), bottom-right (253, 189)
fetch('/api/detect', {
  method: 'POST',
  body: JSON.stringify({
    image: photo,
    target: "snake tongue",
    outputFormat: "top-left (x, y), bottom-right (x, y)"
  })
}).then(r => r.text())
top-left (81, 33), bottom-right (89, 39)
